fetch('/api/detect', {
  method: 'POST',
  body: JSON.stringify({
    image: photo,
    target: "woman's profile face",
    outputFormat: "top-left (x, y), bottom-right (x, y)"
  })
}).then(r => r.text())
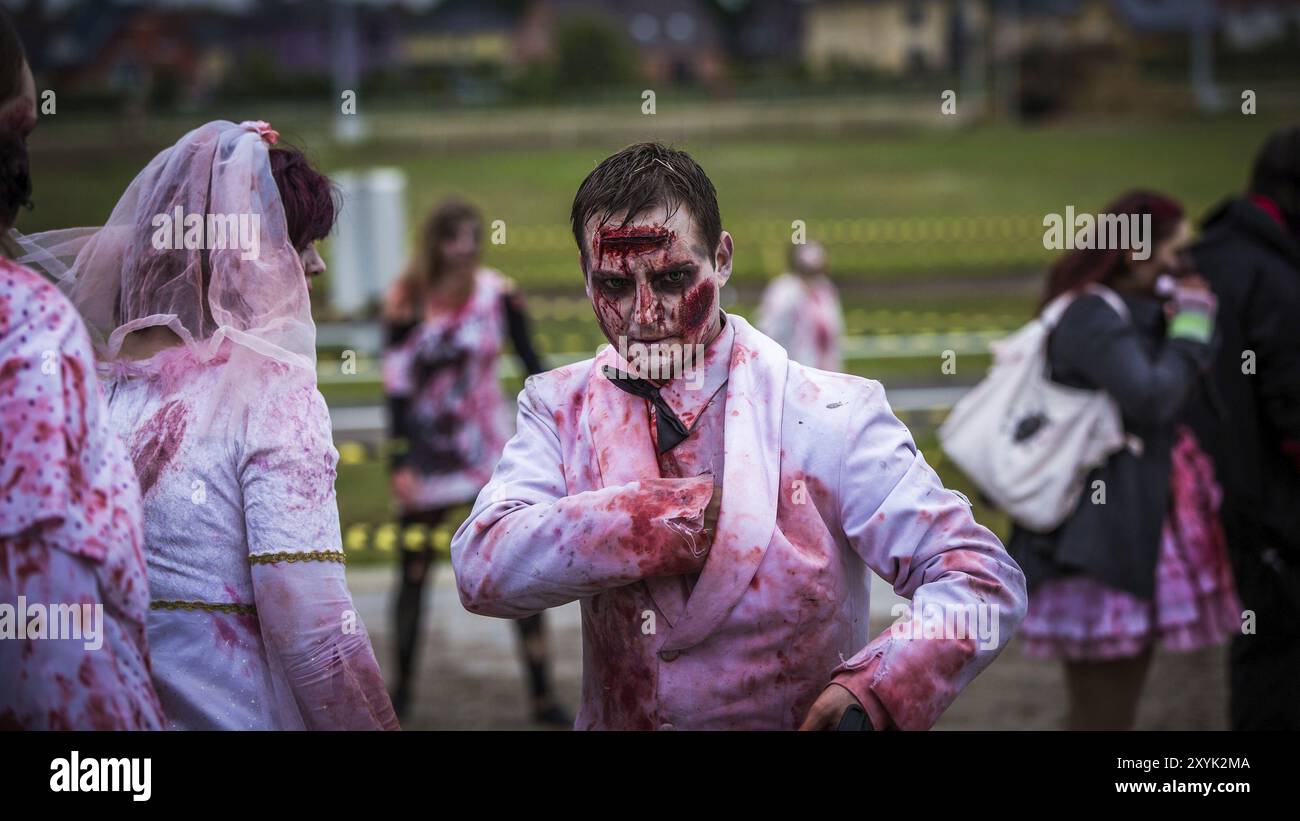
top-left (300, 242), bottom-right (326, 291)
top-left (1130, 218), bottom-right (1190, 288)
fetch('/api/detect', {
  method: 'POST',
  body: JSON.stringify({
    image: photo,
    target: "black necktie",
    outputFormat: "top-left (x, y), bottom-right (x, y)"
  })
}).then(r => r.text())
top-left (601, 365), bottom-right (691, 454)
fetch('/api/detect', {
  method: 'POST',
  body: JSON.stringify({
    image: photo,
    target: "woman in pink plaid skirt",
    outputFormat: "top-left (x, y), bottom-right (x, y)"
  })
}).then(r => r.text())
top-left (1007, 191), bottom-right (1241, 730)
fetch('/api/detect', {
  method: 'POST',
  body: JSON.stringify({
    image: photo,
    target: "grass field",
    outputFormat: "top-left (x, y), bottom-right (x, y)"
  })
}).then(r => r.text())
top-left (23, 110), bottom-right (1294, 289)
top-left (21, 106), bottom-right (1292, 558)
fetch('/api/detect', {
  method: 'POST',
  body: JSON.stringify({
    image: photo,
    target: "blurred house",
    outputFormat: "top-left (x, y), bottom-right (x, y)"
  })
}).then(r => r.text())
top-left (235, 0), bottom-right (401, 80)
top-left (804, 0), bottom-right (990, 76)
top-left (400, 0), bottom-right (516, 71)
top-left (730, 0), bottom-right (807, 65)
top-left (516, 0), bottom-right (726, 87)
top-left (33, 3), bottom-right (219, 106)
top-left (13, 0), bottom-right (1296, 112)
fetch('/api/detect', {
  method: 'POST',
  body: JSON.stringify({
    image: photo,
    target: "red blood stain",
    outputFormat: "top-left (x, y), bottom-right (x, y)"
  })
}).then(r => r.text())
top-left (130, 399), bottom-right (189, 496)
top-left (583, 589), bottom-right (658, 730)
top-left (14, 544), bottom-right (46, 586)
top-left (46, 708), bottom-right (72, 730)
top-left (592, 290), bottom-right (625, 342)
top-left (678, 282), bottom-right (715, 335)
top-left (84, 693), bottom-right (120, 730)
top-left (61, 355), bottom-right (89, 451)
top-left (0, 358), bottom-right (23, 392)
top-left (77, 655), bottom-right (96, 688)
top-left (213, 615), bottom-right (243, 653)
top-left (594, 225), bottom-right (674, 263)
top-left (815, 323), bottom-right (832, 355)
top-left (873, 636), bottom-right (978, 730)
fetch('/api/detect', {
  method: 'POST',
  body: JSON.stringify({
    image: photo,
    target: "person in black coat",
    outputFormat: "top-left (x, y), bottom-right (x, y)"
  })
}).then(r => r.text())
top-left (1184, 127), bottom-right (1300, 730)
top-left (1008, 191), bottom-right (1239, 730)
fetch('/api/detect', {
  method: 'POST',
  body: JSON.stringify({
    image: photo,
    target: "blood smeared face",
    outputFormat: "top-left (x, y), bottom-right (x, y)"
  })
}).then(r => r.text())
top-left (580, 204), bottom-right (733, 380)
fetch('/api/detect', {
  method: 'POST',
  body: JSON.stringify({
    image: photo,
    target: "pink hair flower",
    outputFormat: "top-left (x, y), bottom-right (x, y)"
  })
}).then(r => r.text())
top-left (242, 120), bottom-right (280, 145)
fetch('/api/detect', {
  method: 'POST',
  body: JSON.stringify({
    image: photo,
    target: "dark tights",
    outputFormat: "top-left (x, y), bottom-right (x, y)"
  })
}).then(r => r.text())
top-left (1062, 648), bottom-right (1153, 730)
top-left (392, 508), bottom-right (558, 720)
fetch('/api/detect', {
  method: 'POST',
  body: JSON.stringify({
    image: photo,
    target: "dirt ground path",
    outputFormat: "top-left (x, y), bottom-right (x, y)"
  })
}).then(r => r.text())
top-left (347, 565), bottom-right (1229, 731)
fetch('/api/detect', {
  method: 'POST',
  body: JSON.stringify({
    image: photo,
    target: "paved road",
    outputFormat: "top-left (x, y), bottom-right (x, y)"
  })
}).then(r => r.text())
top-left (345, 565), bottom-right (1229, 731)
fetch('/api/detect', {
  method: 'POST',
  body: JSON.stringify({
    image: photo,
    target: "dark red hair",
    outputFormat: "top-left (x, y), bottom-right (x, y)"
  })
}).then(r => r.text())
top-left (268, 146), bottom-right (336, 251)
top-left (1039, 190), bottom-right (1184, 312)
top-left (0, 127), bottom-right (32, 230)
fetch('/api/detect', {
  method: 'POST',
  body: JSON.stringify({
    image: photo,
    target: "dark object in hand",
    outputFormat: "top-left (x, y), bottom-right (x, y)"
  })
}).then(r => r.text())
top-left (836, 704), bottom-right (874, 731)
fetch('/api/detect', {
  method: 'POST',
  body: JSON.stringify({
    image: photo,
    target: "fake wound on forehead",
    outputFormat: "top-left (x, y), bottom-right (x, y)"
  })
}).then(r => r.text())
top-left (594, 224), bottom-right (675, 258)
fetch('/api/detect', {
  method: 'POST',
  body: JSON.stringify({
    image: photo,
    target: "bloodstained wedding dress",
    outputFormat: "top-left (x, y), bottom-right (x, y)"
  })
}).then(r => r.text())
top-left (17, 121), bottom-right (397, 729)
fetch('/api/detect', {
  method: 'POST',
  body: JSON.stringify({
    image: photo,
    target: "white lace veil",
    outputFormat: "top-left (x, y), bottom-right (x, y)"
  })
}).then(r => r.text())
top-left (14, 120), bottom-right (315, 375)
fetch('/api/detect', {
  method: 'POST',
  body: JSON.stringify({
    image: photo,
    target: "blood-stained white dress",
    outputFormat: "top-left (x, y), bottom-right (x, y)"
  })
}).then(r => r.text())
top-left (104, 343), bottom-right (396, 730)
top-left (0, 258), bottom-right (165, 730)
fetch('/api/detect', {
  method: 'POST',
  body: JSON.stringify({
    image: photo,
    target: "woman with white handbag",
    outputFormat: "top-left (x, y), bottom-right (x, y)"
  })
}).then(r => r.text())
top-left (1004, 191), bottom-right (1240, 730)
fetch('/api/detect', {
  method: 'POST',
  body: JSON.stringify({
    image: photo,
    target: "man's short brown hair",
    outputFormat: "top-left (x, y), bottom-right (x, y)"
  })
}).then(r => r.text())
top-left (570, 142), bottom-right (722, 267)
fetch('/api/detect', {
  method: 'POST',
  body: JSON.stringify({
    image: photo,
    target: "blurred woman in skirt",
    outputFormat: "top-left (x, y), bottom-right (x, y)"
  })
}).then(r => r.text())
top-left (382, 198), bottom-right (569, 726)
top-left (1008, 191), bottom-right (1240, 730)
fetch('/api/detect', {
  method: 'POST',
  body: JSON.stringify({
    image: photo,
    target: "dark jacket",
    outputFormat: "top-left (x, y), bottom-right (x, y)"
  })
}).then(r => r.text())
top-left (1008, 291), bottom-right (1210, 598)
top-left (1186, 198), bottom-right (1300, 632)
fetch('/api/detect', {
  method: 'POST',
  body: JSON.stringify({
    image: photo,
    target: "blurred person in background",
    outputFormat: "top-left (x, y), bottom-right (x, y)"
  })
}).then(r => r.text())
top-left (1185, 127), bottom-right (1300, 730)
top-left (381, 198), bottom-right (569, 727)
top-left (757, 240), bottom-right (843, 372)
top-left (1008, 191), bottom-right (1239, 731)
top-left (1, 12), bottom-right (165, 729)
top-left (18, 120), bottom-right (397, 730)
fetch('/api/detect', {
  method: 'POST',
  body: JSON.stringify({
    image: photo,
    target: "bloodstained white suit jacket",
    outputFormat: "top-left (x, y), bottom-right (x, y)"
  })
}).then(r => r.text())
top-left (452, 314), bottom-right (1026, 730)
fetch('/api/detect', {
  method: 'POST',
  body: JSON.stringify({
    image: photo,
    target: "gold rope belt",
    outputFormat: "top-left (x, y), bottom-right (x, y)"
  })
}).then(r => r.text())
top-left (149, 551), bottom-right (346, 615)
top-left (151, 600), bottom-right (257, 616)
top-left (248, 550), bottom-right (347, 565)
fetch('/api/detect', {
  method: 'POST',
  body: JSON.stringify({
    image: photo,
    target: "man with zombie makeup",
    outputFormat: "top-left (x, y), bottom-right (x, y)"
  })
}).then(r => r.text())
top-left (452, 142), bottom-right (1027, 730)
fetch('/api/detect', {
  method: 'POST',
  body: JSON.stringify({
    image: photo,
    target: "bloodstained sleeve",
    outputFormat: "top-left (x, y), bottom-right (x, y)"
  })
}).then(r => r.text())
top-left (450, 378), bottom-right (713, 619)
top-left (829, 381), bottom-right (1027, 730)
top-left (241, 372), bottom-right (398, 730)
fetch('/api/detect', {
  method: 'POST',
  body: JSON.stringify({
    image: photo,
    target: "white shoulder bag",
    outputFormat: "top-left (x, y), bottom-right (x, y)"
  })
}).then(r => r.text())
top-left (938, 284), bottom-right (1137, 533)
